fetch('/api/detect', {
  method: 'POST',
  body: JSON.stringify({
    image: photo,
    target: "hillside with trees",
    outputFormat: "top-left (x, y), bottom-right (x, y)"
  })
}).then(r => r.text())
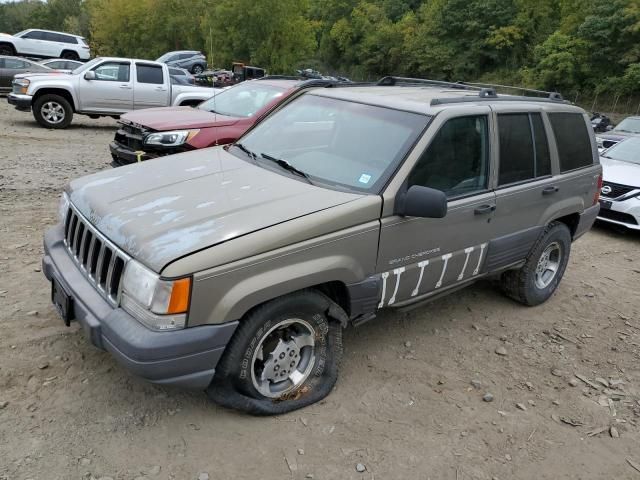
top-left (2, 0), bottom-right (640, 106)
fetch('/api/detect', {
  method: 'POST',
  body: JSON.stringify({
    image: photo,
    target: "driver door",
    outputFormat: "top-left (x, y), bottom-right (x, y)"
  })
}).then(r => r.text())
top-left (377, 108), bottom-right (498, 307)
top-left (79, 60), bottom-right (133, 112)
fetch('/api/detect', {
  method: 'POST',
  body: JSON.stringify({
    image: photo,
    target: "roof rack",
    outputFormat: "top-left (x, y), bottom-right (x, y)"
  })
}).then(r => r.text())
top-left (377, 76), bottom-right (567, 105)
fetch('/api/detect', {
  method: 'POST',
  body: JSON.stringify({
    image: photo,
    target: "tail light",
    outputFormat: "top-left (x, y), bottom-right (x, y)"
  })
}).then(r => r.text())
top-left (593, 173), bottom-right (603, 205)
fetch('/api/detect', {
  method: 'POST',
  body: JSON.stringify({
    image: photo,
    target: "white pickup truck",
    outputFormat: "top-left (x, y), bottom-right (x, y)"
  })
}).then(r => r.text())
top-left (7, 57), bottom-right (216, 128)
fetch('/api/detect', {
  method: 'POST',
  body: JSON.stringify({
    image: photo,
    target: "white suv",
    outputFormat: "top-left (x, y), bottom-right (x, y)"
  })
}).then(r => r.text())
top-left (0, 29), bottom-right (90, 61)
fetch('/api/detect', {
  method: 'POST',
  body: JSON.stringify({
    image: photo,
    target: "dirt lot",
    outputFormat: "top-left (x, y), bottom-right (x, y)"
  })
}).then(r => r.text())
top-left (1, 99), bottom-right (639, 480)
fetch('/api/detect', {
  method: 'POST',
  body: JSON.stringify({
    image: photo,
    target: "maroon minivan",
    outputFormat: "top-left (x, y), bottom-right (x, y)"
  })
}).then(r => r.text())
top-left (109, 77), bottom-right (333, 166)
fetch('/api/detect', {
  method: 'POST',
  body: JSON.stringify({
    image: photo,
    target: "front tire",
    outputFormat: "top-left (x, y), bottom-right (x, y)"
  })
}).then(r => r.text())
top-left (207, 291), bottom-right (343, 415)
top-left (32, 94), bottom-right (73, 129)
top-left (192, 64), bottom-right (204, 74)
top-left (501, 222), bottom-right (571, 306)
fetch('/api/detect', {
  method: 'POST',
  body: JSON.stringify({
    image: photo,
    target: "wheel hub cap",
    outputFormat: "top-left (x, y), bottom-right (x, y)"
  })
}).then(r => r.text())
top-left (535, 242), bottom-right (561, 289)
top-left (41, 102), bottom-right (65, 124)
top-left (251, 319), bottom-right (316, 398)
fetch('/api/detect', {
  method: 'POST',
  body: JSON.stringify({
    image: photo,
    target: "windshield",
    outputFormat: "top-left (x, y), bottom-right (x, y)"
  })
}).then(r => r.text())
top-left (614, 117), bottom-right (640, 134)
top-left (198, 82), bottom-right (285, 118)
top-left (234, 94), bottom-right (430, 193)
top-left (71, 57), bottom-right (102, 74)
top-left (156, 52), bottom-right (174, 62)
top-left (603, 137), bottom-right (640, 165)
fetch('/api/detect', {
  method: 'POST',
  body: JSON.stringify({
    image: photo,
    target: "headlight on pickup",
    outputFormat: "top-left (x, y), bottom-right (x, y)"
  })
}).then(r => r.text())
top-left (121, 260), bottom-right (191, 331)
top-left (143, 130), bottom-right (199, 147)
top-left (13, 78), bottom-right (30, 94)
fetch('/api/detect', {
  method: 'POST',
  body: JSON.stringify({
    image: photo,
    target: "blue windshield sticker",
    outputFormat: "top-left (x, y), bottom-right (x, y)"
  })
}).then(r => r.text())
top-left (359, 174), bottom-right (372, 184)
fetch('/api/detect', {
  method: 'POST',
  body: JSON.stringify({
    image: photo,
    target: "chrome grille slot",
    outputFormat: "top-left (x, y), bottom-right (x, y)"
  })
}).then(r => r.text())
top-left (62, 204), bottom-right (130, 305)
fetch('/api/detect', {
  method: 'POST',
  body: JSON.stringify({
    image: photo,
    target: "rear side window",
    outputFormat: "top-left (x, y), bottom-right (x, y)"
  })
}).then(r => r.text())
top-left (498, 113), bottom-right (551, 186)
top-left (5, 58), bottom-right (28, 69)
top-left (549, 113), bottom-right (593, 171)
top-left (409, 115), bottom-right (489, 198)
top-left (136, 64), bottom-right (164, 84)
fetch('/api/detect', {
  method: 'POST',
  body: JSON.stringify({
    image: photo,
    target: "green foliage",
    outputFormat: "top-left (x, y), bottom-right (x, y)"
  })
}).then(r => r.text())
top-left (3, 0), bottom-right (640, 96)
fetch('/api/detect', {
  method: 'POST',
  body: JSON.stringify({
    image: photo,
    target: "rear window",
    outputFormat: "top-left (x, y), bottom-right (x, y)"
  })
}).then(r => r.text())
top-left (549, 113), bottom-right (593, 171)
top-left (136, 64), bottom-right (164, 84)
top-left (498, 113), bottom-right (551, 186)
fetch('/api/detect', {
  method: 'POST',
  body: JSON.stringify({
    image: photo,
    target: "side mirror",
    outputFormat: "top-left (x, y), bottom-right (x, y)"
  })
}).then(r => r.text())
top-left (397, 185), bottom-right (447, 218)
top-left (84, 71), bottom-right (96, 80)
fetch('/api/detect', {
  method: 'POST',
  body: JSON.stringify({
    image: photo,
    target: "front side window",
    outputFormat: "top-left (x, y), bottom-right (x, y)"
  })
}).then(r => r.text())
top-left (549, 112), bottom-right (593, 171)
top-left (93, 62), bottom-right (130, 82)
top-left (22, 30), bottom-right (44, 40)
top-left (409, 115), bottom-right (489, 198)
top-left (199, 82), bottom-right (286, 118)
top-left (235, 94), bottom-right (429, 192)
top-left (136, 64), bottom-right (163, 84)
top-left (497, 113), bottom-right (551, 186)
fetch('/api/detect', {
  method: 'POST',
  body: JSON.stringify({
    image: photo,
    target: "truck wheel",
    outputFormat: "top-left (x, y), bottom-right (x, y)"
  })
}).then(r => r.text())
top-left (192, 64), bottom-right (204, 74)
top-left (61, 50), bottom-right (79, 61)
top-left (0, 43), bottom-right (15, 56)
top-left (33, 94), bottom-right (73, 129)
top-left (500, 222), bottom-right (571, 306)
top-left (207, 290), bottom-right (344, 415)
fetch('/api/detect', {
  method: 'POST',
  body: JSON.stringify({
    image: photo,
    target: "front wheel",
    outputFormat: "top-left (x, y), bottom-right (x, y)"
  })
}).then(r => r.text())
top-left (500, 222), bottom-right (571, 306)
top-left (32, 94), bottom-right (73, 129)
top-left (192, 64), bottom-right (204, 74)
top-left (207, 291), bottom-right (343, 415)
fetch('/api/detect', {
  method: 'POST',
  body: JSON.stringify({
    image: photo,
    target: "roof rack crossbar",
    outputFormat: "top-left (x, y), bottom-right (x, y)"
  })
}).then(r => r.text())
top-left (377, 76), bottom-right (565, 102)
top-left (431, 95), bottom-right (568, 106)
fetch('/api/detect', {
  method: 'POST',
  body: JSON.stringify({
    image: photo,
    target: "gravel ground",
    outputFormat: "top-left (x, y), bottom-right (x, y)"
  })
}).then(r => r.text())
top-left (1, 100), bottom-right (639, 480)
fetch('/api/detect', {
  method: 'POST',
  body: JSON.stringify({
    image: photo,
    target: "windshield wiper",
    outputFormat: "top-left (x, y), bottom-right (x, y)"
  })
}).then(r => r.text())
top-left (234, 142), bottom-right (257, 161)
top-left (260, 153), bottom-right (312, 183)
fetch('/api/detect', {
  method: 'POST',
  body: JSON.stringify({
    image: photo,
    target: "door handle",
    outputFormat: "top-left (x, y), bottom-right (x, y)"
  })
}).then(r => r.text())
top-left (474, 204), bottom-right (496, 215)
top-left (154, 86), bottom-right (167, 91)
top-left (119, 85), bottom-right (132, 89)
top-left (542, 186), bottom-right (559, 195)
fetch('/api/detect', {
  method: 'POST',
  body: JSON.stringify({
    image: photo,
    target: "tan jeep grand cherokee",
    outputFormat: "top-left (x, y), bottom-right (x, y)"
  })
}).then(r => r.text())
top-left (43, 77), bottom-right (601, 414)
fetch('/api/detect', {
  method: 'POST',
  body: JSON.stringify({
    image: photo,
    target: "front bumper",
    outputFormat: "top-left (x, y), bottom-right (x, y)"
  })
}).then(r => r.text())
top-left (7, 93), bottom-right (32, 111)
top-left (42, 225), bottom-right (238, 389)
top-left (109, 141), bottom-right (159, 167)
top-left (597, 196), bottom-right (640, 230)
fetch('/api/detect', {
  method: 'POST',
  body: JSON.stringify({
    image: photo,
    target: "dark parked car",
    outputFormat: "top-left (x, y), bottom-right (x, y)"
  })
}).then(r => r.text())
top-left (39, 58), bottom-right (83, 71)
top-left (0, 55), bottom-right (50, 93)
top-left (156, 50), bottom-right (207, 74)
top-left (109, 77), bottom-right (333, 166)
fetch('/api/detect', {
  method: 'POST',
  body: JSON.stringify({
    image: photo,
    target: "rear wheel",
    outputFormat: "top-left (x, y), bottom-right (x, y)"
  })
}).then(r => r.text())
top-left (207, 290), bottom-right (344, 415)
top-left (61, 50), bottom-right (79, 61)
top-left (32, 94), bottom-right (73, 129)
top-left (192, 64), bottom-right (204, 74)
top-left (501, 222), bottom-right (571, 306)
top-left (0, 43), bottom-right (15, 56)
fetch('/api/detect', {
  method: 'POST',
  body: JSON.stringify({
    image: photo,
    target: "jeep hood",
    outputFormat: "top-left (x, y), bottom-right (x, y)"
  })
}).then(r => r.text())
top-left (67, 147), bottom-right (363, 272)
top-left (121, 106), bottom-right (238, 130)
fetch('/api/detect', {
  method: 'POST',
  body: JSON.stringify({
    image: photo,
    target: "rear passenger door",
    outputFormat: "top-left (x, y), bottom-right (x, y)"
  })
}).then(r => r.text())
top-left (377, 108), bottom-right (498, 307)
top-left (486, 107), bottom-right (561, 271)
top-left (133, 63), bottom-right (170, 109)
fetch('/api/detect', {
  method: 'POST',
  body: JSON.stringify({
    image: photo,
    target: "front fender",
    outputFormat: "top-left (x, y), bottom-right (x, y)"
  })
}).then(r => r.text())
top-left (171, 91), bottom-right (214, 106)
top-left (29, 82), bottom-right (79, 108)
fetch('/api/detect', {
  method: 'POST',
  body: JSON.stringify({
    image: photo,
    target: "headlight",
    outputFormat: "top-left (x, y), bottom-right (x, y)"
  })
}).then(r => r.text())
top-left (121, 260), bottom-right (191, 331)
top-left (143, 130), bottom-right (199, 147)
top-left (13, 78), bottom-right (30, 94)
top-left (58, 192), bottom-right (70, 223)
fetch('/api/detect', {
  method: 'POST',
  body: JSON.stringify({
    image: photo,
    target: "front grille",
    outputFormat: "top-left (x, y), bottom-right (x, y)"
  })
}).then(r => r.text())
top-left (63, 205), bottom-right (129, 305)
top-left (601, 181), bottom-right (637, 199)
top-left (598, 208), bottom-right (638, 225)
top-left (114, 123), bottom-right (148, 151)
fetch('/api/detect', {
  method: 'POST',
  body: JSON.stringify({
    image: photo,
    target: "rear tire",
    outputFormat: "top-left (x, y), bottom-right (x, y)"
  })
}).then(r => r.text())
top-left (500, 222), bottom-right (571, 306)
top-left (32, 94), bottom-right (73, 129)
top-left (61, 50), bottom-right (79, 61)
top-left (0, 43), bottom-right (15, 56)
top-left (192, 64), bottom-right (204, 74)
top-left (207, 290), bottom-right (344, 415)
